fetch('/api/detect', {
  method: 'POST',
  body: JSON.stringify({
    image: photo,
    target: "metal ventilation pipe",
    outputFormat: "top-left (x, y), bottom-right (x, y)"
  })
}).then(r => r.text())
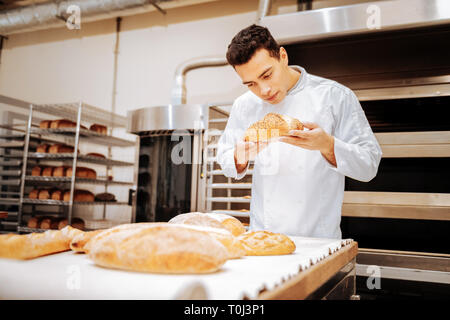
top-left (171, 56), bottom-right (228, 105)
top-left (257, 0), bottom-right (272, 23)
top-left (0, 0), bottom-right (173, 35)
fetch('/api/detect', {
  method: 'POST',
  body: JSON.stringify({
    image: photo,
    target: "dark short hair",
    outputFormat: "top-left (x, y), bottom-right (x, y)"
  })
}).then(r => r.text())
top-left (226, 24), bottom-right (280, 67)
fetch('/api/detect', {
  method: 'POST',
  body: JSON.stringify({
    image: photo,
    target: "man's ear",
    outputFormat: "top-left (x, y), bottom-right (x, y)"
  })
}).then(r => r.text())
top-left (279, 47), bottom-right (288, 65)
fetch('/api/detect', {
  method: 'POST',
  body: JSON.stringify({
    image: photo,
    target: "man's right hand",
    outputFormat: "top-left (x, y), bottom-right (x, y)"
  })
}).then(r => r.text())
top-left (234, 140), bottom-right (270, 173)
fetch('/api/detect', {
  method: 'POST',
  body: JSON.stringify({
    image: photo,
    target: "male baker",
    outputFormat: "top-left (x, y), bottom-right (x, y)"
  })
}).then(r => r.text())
top-left (217, 24), bottom-right (382, 239)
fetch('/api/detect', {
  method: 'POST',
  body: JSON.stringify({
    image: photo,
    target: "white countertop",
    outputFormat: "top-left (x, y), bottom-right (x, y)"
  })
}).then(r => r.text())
top-left (0, 236), bottom-right (353, 300)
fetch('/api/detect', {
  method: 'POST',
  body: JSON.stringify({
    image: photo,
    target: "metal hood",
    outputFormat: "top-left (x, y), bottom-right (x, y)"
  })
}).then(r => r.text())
top-left (260, 0), bottom-right (450, 44)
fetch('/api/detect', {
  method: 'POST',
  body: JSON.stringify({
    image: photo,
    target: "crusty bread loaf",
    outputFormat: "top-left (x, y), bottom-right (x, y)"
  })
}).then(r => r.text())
top-left (39, 217), bottom-right (54, 230)
top-left (53, 166), bottom-right (69, 177)
top-left (237, 230), bottom-right (296, 256)
top-left (27, 216), bottom-right (43, 229)
top-left (50, 119), bottom-right (87, 130)
top-left (204, 213), bottom-right (246, 236)
top-left (38, 189), bottom-right (52, 200)
top-left (39, 120), bottom-right (52, 129)
top-left (66, 167), bottom-right (96, 179)
top-left (29, 188), bottom-right (40, 199)
top-left (0, 226), bottom-right (83, 260)
top-left (94, 192), bottom-right (116, 202)
top-left (70, 229), bottom-right (104, 253)
top-left (36, 144), bottom-right (49, 153)
top-left (168, 212), bottom-right (227, 231)
top-left (50, 189), bottom-right (64, 201)
top-left (244, 113), bottom-right (304, 142)
top-left (48, 144), bottom-right (75, 154)
top-left (86, 152), bottom-right (105, 158)
top-left (89, 124), bottom-right (107, 135)
top-left (41, 166), bottom-right (55, 177)
top-left (57, 217), bottom-right (85, 231)
top-left (177, 224), bottom-right (245, 259)
top-left (31, 166), bottom-right (42, 176)
top-left (63, 190), bottom-right (94, 202)
top-left (87, 223), bottom-right (229, 274)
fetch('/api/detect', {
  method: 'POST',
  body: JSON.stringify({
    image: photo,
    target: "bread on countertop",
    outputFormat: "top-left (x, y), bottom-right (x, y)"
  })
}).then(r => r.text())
top-left (0, 226), bottom-right (83, 259)
top-left (70, 230), bottom-right (104, 253)
top-left (237, 230), bottom-right (296, 256)
top-left (168, 212), bottom-right (226, 231)
top-left (244, 113), bottom-right (304, 143)
top-left (87, 223), bottom-right (229, 274)
top-left (204, 213), bottom-right (246, 236)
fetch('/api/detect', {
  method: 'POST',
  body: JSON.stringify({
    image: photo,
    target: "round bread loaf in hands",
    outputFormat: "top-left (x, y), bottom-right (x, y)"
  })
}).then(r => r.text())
top-left (237, 230), bottom-right (296, 256)
top-left (244, 113), bottom-right (304, 143)
top-left (87, 223), bottom-right (229, 274)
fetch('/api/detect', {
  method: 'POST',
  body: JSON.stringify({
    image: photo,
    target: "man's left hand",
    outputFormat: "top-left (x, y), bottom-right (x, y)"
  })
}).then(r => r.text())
top-left (278, 121), bottom-right (337, 167)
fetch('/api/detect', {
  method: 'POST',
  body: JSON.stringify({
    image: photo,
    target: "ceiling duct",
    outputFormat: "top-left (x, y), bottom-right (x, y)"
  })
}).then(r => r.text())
top-left (0, 0), bottom-right (222, 35)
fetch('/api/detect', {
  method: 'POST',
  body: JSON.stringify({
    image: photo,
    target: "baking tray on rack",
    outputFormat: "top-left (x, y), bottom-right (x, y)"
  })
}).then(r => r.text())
top-left (22, 199), bottom-right (129, 206)
top-left (26, 153), bottom-right (134, 167)
top-left (25, 176), bottom-right (133, 186)
top-left (30, 128), bottom-right (135, 147)
top-left (32, 102), bottom-right (128, 128)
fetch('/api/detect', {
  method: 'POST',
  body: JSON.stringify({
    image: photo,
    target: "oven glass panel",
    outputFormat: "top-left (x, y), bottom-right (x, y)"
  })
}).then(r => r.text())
top-left (136, 135), bottom-right (192, 223)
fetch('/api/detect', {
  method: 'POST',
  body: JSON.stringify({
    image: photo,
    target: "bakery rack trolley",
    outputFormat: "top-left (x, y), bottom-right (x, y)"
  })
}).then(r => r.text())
top-left (17, 102), bottom-right (138, 233)
top-left (201, 103), bottom-right (252, 225)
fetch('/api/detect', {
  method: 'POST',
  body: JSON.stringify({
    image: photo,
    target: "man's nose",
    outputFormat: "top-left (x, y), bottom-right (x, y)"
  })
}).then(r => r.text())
top-left (261, 85), bottom-right (271, 96)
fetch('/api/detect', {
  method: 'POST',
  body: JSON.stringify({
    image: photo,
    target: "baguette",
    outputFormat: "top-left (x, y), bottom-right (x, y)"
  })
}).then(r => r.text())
top-left (87, 223), bottom-right (229, 274)
top-left (70, 230), bottom-right (104, 253)
top-left (244, 113), bottom-right (304, 142)
top-left (0, 226), bottom-right (83, 260)
top-left (237, 230), bottom-right (296, 256)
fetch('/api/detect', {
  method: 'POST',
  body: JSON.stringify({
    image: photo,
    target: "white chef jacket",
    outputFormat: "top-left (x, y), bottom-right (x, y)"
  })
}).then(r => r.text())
top-left (216, 66), bottom-right (382, 239)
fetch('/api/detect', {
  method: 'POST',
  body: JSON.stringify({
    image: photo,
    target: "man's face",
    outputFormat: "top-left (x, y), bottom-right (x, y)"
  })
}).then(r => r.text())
top-left (235, 47), bottom-right (291, 105)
